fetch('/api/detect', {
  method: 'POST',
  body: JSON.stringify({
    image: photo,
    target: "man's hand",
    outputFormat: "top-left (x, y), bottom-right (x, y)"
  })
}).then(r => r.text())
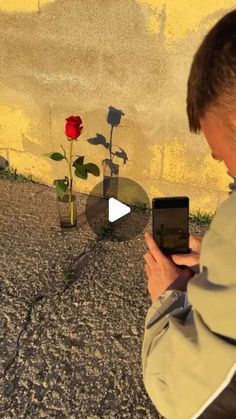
top-left (144, 231), bottom-right (195, 303)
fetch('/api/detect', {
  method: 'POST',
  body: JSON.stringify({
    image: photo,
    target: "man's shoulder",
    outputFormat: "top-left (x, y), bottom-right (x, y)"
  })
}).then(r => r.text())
top-left (210, 189), bottom-right (236, 242)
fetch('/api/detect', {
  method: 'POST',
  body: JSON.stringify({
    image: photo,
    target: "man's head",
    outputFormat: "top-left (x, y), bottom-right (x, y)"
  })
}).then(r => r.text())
top-left (187, 10), bottom-right (236, 177)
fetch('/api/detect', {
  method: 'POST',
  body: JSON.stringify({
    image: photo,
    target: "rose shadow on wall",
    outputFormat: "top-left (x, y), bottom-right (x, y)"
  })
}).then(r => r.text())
top-left (87, 106), bottom-right (128, 200)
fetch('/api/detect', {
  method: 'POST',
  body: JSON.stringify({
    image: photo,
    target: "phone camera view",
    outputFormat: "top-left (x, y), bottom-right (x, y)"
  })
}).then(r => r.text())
top-left (153, 206), bottom-right (189, 255)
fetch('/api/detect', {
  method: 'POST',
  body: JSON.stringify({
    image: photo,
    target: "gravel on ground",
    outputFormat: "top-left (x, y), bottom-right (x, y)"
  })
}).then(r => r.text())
top-left (0, 178), bottom-right (209, 419)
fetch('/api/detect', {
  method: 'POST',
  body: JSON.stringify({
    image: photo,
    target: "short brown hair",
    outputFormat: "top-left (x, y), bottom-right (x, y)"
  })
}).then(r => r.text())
top-left (187, 10), bottom-right (236, 133)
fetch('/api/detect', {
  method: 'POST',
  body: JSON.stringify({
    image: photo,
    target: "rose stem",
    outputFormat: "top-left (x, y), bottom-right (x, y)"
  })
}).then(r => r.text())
top-left (68, 139), bottom-right (74, 225)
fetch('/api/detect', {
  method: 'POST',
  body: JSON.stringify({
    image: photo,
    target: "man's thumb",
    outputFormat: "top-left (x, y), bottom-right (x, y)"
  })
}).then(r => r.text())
top-left (171, 255), bottom-right (182, 264)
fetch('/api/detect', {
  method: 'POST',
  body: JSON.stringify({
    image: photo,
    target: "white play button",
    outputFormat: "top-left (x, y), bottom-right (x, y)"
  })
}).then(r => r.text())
top-left (108, 198), bottom-right (131, 222)
top-left (86, 177), bottom-right (150, 241)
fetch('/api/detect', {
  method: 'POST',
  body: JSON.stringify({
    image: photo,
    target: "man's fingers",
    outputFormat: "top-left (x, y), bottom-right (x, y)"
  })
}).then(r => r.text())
top-left (145, 231), bottom-right (164, 262)
top-left (144, 251), bottom-right (156, 269)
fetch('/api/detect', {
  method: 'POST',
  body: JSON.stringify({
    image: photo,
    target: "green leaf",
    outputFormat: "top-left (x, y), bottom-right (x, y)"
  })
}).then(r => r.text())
top-left (84, 163), bottom-right (100, 177)
top-left (74, 165), bottom-right (88, 179)
top-left (73, 156), bottom-right (84, 167)
top-left (53, 179), bottom-right (68, 199)
top-left (43, 152), bottom-right (65, 161)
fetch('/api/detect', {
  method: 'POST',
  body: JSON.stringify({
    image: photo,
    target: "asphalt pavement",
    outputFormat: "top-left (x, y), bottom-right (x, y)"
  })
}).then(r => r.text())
top-left (0, 178), bottom-right (207, 418)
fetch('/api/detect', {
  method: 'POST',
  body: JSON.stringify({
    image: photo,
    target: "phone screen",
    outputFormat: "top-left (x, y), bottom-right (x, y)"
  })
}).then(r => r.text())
top-left (152, 196), bottom-right (190, 256)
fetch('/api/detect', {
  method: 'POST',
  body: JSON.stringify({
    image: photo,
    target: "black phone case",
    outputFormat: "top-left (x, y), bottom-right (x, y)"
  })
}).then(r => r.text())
top-left (152, 197), bottom-right (191, 256)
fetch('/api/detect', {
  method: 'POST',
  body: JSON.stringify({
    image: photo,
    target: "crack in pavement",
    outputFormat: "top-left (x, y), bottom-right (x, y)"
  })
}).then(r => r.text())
top-left (0, 238), bottom-right (101, 381)
top-left (0, 295), bottom-right (44, 381)
top-left (61, 240), bottom-right (99, 292)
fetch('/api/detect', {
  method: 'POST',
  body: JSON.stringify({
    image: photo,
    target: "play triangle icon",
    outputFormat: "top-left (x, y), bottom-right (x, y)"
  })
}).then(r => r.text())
top-left (108, 198), bottom-right (131, 222)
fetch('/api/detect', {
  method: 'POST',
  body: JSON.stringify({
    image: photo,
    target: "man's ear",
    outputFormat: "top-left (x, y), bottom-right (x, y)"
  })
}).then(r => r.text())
top-left (228, 110), bottom-right (236, 130)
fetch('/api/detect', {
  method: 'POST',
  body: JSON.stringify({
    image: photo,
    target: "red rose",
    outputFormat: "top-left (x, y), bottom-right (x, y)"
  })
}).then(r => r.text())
top-left (65, 115), bottom-right (83, 139)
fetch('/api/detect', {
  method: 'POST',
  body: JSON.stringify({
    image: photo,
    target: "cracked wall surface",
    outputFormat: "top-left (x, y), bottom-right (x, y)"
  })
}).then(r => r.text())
top-left (0, 0), bottom-right (235, 214)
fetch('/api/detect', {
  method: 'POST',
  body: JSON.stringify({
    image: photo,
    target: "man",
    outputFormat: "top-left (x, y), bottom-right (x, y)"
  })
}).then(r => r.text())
top-left (142, 10), bottom-right (236, 419)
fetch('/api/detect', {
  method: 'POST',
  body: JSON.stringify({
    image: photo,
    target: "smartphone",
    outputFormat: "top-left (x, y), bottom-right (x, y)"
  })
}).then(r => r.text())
top-left (152, 196), bottom-right (191, 257)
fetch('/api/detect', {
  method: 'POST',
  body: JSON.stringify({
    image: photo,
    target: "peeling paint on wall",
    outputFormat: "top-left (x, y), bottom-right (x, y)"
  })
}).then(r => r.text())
top-left (0, 0), bottom-right (56, 13)
top-left (0, 0), bottom-right (38, 12)
top-left (138, 0), bottom-right (236, 39)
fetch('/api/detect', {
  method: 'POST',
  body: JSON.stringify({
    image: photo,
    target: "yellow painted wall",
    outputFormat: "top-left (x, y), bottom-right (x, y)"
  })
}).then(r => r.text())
top-left (0, 0), bottom-right (234, 214)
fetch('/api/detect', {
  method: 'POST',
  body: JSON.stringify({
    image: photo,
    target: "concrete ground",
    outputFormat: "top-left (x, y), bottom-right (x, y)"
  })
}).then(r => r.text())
top-left (0, 178), bottom-right (207, 419)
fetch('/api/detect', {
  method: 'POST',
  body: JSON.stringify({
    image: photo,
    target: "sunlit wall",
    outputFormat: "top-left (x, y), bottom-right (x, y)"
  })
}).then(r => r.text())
top-left (0, 0), bottom-right (235, 214)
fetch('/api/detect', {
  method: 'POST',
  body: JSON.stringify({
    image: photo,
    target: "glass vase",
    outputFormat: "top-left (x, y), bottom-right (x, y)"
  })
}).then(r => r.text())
top-left (57, 192), bottom-right (77, 228)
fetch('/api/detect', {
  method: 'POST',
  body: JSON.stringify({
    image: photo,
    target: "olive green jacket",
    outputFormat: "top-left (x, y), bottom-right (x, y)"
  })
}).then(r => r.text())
top-left (142, 179), bottom-right (236, 419)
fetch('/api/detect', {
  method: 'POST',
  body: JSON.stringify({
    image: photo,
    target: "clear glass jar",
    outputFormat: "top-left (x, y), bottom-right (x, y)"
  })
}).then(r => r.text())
top-left (57, 193), bottom-right (77, 228)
